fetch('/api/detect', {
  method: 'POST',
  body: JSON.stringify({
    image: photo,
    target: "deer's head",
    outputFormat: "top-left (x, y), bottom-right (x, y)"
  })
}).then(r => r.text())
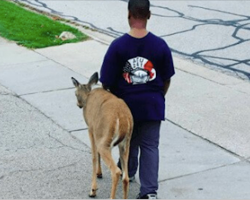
top-left (71, 72), bottom-right (99, 109)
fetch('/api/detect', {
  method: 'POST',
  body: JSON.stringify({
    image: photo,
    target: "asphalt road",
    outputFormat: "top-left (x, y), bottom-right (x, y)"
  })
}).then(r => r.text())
top-left (17, 0), bottom-right (250, 80)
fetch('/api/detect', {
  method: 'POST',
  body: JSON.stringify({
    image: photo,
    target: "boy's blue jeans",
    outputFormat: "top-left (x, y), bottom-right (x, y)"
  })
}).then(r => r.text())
top-left (128, 121), bottom-right (161, 196)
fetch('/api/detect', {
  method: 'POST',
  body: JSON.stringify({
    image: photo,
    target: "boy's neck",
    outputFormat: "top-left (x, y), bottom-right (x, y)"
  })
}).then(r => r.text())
top-left (128, 28), bottom-right (148, 38)
top-left (128, 18), bottom-right (148, 38)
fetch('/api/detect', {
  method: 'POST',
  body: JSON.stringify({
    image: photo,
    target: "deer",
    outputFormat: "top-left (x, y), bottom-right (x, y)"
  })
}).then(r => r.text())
top-left (71, 72), bottom-right (133, 199)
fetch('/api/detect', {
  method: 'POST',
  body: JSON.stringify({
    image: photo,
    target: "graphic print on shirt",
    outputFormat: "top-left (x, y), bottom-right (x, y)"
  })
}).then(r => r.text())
top-left (123, 56), bottom-right (156, 84)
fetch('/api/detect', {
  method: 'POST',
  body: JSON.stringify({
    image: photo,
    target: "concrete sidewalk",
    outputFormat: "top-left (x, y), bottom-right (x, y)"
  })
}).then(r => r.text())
top-left (1, 28), bottom-right (250, 199)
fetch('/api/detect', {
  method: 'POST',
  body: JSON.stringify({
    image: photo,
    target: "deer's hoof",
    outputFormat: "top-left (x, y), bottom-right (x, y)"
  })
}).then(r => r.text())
top-left (97, 173), bottom-right (103, 179)
top-left (89, 189), bottom-right (97, 198)
top-left (89, 193), bottom-right (96, 198)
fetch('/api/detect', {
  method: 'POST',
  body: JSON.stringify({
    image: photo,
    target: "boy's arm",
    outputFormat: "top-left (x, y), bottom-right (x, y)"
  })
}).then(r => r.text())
top-left (163, 79), bottom-right (171, 96)
top-left (161, 42), bottom-right (174, 96)
top-left (100, 42), bottom-right (119, 91)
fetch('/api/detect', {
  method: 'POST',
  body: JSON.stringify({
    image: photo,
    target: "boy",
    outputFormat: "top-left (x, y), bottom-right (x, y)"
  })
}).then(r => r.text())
top-left (100, 0), bottom-right (175, 198)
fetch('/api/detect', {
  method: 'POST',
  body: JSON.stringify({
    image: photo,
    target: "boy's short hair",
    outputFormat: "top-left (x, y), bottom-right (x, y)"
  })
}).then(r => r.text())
top-left (128, 0), bottom-right (150, 19)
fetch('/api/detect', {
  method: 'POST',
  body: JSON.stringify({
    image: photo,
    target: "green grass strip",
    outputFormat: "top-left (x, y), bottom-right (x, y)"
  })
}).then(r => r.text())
top-left (0, 0), bottom-right (88, 48)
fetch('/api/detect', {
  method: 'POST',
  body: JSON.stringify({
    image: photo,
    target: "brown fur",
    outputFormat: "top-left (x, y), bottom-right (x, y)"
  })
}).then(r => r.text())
top-left (72, 72), bottom-right (133, 199)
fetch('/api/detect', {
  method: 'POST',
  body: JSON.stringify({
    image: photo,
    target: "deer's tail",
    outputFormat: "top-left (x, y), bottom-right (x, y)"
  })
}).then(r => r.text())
top-left (111, 118), bottom-right (131, 147)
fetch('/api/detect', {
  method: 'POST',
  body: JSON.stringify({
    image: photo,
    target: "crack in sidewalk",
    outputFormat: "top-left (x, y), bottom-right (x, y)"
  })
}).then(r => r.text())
top-left (1, 160), bottom-right (82, 181)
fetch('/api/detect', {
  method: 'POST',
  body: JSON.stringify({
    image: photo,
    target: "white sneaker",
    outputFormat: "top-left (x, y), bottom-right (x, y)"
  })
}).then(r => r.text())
top-left (136, 193), bottom-right (157, 199)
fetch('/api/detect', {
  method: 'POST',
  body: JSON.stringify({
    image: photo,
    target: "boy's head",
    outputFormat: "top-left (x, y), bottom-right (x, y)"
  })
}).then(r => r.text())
top-left (128, 0), bottom-right (150, 20)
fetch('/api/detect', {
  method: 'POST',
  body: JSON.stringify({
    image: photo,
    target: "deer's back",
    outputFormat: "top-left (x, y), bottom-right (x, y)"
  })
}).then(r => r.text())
top-left (84, 88), bottom-right (133, 130)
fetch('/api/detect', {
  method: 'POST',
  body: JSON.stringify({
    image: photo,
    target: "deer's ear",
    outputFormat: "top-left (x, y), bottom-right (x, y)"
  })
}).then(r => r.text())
top-left (71, 77), bottom-right (80, 87)
top-left (88, 72), bottom-right (99, 87)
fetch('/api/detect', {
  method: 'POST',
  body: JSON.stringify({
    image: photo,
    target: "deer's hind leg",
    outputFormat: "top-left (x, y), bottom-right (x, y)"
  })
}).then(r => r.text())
top-left (119, 138), bottom-right (130, 199)
top-left (98, 146), bottom-right (121, 199)
top-left (88, 130), bottom-right (98, 197)
top-left (97, 153), bottom-right (103, 178)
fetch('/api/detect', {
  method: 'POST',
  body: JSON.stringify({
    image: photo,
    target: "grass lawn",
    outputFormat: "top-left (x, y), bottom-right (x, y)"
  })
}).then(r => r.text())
top-left (0, 0), bottom-right (88, 48)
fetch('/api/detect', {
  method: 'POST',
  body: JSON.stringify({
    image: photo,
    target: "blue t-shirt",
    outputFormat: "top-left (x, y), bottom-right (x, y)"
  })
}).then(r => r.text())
top-left (100, 32), bottom-right (175, 121)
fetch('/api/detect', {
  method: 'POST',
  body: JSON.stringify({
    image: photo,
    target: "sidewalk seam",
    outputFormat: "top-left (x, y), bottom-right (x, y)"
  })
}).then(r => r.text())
top-left (0, 59), bottom-right (48, 68)
top-left (33, 49), bottom-right (90, 79)
top-left (12, 92), bottom-right (91, 153)
top-left (158, 159), bottom-right (247, 183)
top-left (166, 118), bottom-right (248, 161)
top-left (19, 87), bottom-right (75, 97)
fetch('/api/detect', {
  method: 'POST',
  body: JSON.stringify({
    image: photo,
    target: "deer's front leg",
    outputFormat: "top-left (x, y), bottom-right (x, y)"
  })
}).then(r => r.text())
top-left (88, 130), bottom-right (98, 198)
